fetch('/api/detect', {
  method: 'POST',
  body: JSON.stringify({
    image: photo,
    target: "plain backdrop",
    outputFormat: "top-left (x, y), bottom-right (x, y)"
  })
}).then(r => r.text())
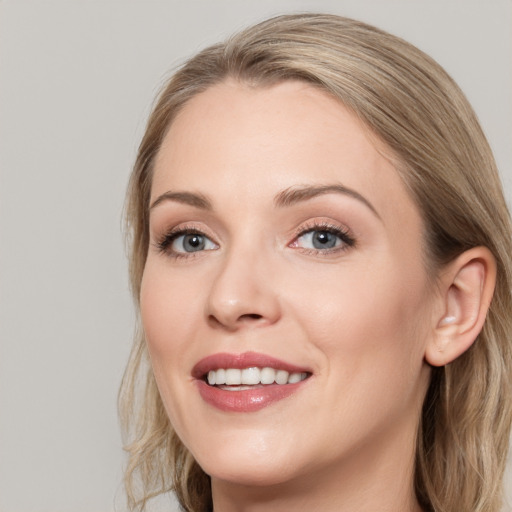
top-left (0, 1), bottom-right (511, 511)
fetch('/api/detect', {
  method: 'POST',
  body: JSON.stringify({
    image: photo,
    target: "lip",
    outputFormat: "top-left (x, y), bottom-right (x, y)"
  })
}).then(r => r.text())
top-left (192, 351), bottom-right (311, 413)
top-left (192, 351), bottom-right (310, 378)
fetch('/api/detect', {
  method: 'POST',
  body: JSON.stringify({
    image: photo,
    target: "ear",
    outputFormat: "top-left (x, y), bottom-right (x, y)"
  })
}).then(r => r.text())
top-left (425, 247), bottom-right (496, 367)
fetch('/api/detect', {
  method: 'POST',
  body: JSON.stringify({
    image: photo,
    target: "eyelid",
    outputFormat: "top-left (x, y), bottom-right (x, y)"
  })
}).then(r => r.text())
top-left (289, 220), bottom-right (356, 253)
top-left (292, 219), bottom-right (353, 239)
top-left (151, 218), bottom-right (355, 259)
top-left (153, 222), bottom-right (219, 258)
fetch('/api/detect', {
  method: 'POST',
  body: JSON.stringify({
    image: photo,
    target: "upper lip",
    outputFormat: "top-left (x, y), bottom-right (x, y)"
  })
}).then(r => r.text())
top-left (192, 351), bottom-right (312, 379)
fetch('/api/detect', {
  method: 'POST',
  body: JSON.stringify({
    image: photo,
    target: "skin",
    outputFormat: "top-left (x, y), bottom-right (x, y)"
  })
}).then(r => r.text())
top-left (141, 80), bottom-right (440, 512)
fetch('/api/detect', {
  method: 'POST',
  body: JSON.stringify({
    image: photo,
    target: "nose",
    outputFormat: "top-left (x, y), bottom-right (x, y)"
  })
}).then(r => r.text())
top-left (205, 248), bottom-right (281, 331)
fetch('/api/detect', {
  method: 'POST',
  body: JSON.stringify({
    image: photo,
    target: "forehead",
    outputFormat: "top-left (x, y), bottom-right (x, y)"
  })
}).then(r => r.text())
top-left (151, 79), bottom-right (420, 228)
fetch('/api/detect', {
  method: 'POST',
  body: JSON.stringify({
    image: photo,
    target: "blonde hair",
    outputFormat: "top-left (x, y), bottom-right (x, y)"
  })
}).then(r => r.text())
top-left (119, 14), bottom-right (512, 512)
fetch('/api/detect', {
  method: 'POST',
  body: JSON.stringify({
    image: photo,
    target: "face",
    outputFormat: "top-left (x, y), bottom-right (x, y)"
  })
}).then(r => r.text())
top-left (141, 80), bottom-right (434, 489)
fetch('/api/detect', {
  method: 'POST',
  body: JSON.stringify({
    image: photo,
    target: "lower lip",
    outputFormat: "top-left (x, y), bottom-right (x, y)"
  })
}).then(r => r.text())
top-left (196, 380), bottom-right (307, 412)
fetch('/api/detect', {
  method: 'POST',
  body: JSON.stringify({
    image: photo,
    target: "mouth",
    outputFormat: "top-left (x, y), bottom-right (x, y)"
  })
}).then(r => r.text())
top-left (192, 352), bottom-right (312, 412)
top-left (205, 367), bottom-right (309, 389)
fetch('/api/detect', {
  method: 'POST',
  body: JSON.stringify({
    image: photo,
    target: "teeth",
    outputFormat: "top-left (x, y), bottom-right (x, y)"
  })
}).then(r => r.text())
top-left (288, 372), bottom-right (304, 384)
top-left (241, 367), bottom-right (260, 385)
top-left (275, 370), bottom-right (289, 385)
top-left (225, 369), bottom-right (242, 385)
top-left (216, 368), bottom-right (226, 385)
top-left (260, 367), bottom-right (276, 385)
top-left (206, 367), bottom-right (308, 386)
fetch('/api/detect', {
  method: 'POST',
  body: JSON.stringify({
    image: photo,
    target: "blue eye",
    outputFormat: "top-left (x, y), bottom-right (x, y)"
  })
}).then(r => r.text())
top-left (157, 229), bottom-right (218, 256)
top-left (295, 226), bottom-right (354, 252)
top-left (299, 230), bottom-right (340, 249)
top-left (171, 233), bottom-right (217, 253)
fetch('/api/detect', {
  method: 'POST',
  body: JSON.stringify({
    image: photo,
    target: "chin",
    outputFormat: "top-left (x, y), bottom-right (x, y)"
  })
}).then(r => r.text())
top-left (189, 433), bottom-right (306, 488)
top-left (202, 459), bottom-right (299, 488)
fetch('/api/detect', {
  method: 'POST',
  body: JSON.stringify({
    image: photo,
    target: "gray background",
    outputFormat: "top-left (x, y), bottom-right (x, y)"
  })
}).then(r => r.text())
top-left (0, 1), bottom-right (510, 511)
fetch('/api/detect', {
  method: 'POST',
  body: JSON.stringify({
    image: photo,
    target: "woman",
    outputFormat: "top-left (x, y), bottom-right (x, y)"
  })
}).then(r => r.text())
top-left (119, 14), bottom-right (512, 512)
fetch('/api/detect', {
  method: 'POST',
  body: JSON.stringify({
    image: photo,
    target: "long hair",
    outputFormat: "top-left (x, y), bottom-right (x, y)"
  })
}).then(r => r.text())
top-left (119, 14), bottom-right (512, 512)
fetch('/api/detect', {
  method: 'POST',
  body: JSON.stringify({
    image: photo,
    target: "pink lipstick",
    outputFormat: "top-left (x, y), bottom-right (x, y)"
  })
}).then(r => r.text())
top-left (192, 352), bottom-right (311, 412)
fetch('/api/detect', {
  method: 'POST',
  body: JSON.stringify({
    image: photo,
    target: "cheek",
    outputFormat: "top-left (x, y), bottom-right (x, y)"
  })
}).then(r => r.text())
top-left (301, 268), bottom-right (431, 436)
top-left (140, 260), bottom-right (203, 356)
top-left (139, 261), bottom-right (202, 431)
top-left (288, 257), bottom-right (431, 382)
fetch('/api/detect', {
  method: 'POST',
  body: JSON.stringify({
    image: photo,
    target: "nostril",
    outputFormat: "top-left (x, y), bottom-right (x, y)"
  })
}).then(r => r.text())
top-left (237, 313), bottom-right (264, 324)
top-left (207, 312), bottom-right (266, 331)
top-left (240, 313), bottom-right (263, 321)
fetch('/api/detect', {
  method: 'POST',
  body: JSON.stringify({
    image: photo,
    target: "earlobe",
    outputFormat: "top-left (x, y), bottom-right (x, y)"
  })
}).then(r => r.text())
top-left (425, 247), bottom-right (496, 367)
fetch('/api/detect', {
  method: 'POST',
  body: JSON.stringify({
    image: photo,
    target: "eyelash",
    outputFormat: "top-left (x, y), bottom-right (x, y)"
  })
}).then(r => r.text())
top-left (292, 222), bottom-right (356, 255)
top-left (155, 225), bottom-right (215, 259)
top-left (154, 221), bottom-right (356, 259)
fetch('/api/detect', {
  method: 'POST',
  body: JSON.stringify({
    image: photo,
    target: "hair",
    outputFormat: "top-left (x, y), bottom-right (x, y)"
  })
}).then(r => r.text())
top-left (119, 13), bottom-right (512, 512)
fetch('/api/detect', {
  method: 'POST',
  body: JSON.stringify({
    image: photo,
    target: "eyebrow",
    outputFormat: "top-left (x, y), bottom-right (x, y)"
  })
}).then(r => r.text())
top-left (150, 191), bottom-right (212, 211)
top-left (274, 184), bottom-right (381, 220)
top-left (150, 183), bottom-right (380, 220)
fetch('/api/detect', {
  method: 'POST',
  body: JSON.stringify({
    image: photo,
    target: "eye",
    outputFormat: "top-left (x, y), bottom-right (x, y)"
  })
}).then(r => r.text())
top-left (298, 230), bottom-right (341, 249)
top-left (156, 228), bottom-right (218, 257)
top-left (172, 232), bottom-right (217, 253)
top-left (292, 224), bottom-right (355, 253)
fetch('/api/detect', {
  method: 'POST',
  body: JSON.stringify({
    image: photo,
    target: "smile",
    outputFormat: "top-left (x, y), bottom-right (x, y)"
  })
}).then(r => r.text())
top-left (193, 352), bottom-right (312, 412)
top-left (207, 367), bottom-right (309, 387)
